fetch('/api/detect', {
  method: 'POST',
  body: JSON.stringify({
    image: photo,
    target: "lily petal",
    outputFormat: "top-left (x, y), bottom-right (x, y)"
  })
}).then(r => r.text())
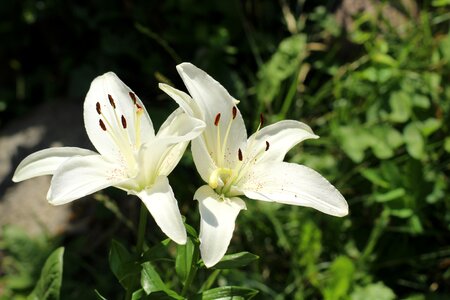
top-left (159, 83), bottom-right (201, 118)
top-left (194, 185), bottom-right (246, 268)
top-left (137, 110), bottom-right (205, 182)
top-left (137, 176), bottom-right (187, 244)
top-left (248, 120), bottom-right (319, 164)
top-left (239, 162), bottom-right (348, 217)
top-left (84, 72), bottom-right (154, 158)
top-left (191, 138), bottom-right (217, 183)
top-left (176, 63), bottom-right (247, 169)
top-left (13, 147), bottom-right (96, 182)
top-left (48, 155), bottom-right (127, 205)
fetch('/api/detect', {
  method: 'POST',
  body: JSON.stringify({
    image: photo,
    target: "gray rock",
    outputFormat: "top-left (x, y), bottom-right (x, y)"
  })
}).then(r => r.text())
top-left (0, 99), bottom-right (92, 236)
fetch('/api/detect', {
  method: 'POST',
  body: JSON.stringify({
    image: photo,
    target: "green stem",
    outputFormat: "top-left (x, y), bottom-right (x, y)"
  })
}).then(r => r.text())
top-left (181, 243), bottom-right (200, 297)
top-left (136, 202), bottom-right (148, 255)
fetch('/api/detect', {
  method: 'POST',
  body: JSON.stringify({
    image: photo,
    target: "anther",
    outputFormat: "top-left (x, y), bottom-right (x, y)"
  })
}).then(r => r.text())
top-left (121, 115), bottom-right (127, 129)
top-left (108, 94), bottom-right (116, 109)
top-left (99, 119), bottom-right (107, 131)
top-left (214, 113), bottom-right (221, 126)
top-left (136, 103), bottom-right (142, 110)
top-left (259, 113), bottom-right (264, 127)
top-left (96, 102), bottom-right (101, 114)
top-left (238, 148), bottom-right (243, 161)
top-left (265, 141), bottom-right (270, 151)
top-left (129, 92), bottom-right (137, 104)
top-left (232, 106), bottom-right (237, 119)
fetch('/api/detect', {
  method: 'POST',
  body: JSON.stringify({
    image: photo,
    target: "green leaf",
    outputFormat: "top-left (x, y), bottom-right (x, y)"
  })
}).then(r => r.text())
top-left (141, 262), bottom-right (166, 294)
top-left (445, 137), bottom-right (450, 153)
top-left (109, 240), bottom-right (140, 291)
top-left (375, 188), bottom-right (406, 203)
top-left (360, 169), bottom-right (390, 188)
top-left (350, 282), bottom-right (396, 300)
top-left (27, 247), bottom-right (64, 300)
top-left (389, 91), bottom-right (411, 123)
top-left (195, 286), bottom-right (259, 300)
top-left (176, 237), bottom-right (195, 282)
top-left (141, 262), bottom-right (183, 299)
top-left (256, 34), bottom-right (307, 104)
top-left (212, 252), bottom-right (259, 269)
top-left (323, 256), bottom-right (355, 300)
top-left (404, 123), bottom-right (425, 159)
top-left (142, 238), bottom-right (171, 262)
top-left (419, 118), bottom-right (442, 137)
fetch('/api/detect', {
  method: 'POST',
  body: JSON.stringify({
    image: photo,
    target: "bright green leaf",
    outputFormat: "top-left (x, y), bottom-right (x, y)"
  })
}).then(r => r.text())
top-left (389, 91), bottom-right (411, 123)
top-left (27, 247), bottom-right (64, 300)
top-left (141, 262), bottom-right (166, 294)
top-left (323, 256), bottom-right (355, 300)
top-left (212, 252), bottom-right (259, 269)
top-left (360, 169), bottom-right (390, 188)
top-left (375, 188), bottom-right (406, 203)
top-left (109, 240), bottom-right (140, 292)
top-left (195, 286), bottom-right (259, 300)
top-left (176, 237), bottom-right (195, 282)
top-left (444, 137), bottom-right (450, 153)
top-left (404, 123), bottom-right (425, 159)
top-left (351, 282), bottom-right (396, 300)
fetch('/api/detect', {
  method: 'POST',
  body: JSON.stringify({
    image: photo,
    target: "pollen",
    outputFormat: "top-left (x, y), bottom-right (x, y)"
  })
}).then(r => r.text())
top-left (214, 113), bottom-right (221, 126)
top-left (108, 94), bottom-right (116, 109)
top-left (121, 115), bottom-right (127, 129)
top-left (232, 106), bottom-right (237, 119)
top-left (129, 92), bottom-right (137, 104)
top-left (265, 141), bottom-right (270, 151)
top-left (99, 119), bottom-right (107, 131)
top-left (96, 102), bottom-right (101, 114)
top-left (238, 148), bottom-right (243, 161)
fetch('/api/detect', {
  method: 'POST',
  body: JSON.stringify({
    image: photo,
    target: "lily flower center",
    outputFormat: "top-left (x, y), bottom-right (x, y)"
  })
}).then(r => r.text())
top-left (95, 92), bottom-right (143, 176)
top-left (208, 110), bottom-right (270, 197)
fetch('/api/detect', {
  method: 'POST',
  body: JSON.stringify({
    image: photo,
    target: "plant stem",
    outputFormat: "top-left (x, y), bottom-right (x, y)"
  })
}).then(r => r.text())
top-left (181, 243), bottom-right (200, 297)
top-left (136, 202), bottom-right (148, 255)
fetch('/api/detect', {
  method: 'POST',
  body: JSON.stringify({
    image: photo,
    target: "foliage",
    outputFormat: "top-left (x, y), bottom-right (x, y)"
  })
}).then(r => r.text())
top-left (1, 0), bottom-right (449, 299)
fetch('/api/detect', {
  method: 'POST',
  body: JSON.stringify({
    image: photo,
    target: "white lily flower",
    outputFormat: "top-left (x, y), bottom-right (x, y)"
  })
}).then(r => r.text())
top-left (160, 63), bottom-right (348, 267)
top-left (13, 72), bottom-right (205, 245)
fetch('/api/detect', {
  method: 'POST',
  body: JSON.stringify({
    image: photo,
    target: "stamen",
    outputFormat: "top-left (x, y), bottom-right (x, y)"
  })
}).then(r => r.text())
top-left (259, 113), bottom-right (264, 127)
top-left (108, 94), bottom-right (116, 109)
top-left (232, 106), bottom-right (237, 119)
top-left (96, 102), bottom-right (101, 114)
top-left (129, 92), bottom-right (137, 104)
top-left (265, 141), bottom-right (270, 151)
top-left (121, 115), bottom-right (127, 129)
top-left (136, 103), bottom-right (142, 109)
top-left (214, 113), bottom-right (221, 126)
top-left (99, 119), bottom-right (107, 131)
top-left (238, 148), bottom-right (243, 161)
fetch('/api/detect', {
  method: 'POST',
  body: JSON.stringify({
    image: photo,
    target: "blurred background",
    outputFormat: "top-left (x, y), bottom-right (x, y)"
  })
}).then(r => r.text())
top-left (0, 0), bottom-right (449, 299)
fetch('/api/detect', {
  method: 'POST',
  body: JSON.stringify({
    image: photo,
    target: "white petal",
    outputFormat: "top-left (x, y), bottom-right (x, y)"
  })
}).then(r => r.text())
top-left (136, 176), bottom-right (187, 244)
top-left (84, 72), bottom-right (154, 158)
top-left (13, 147), bottom-right (96, 182)
top-left (158, 83), bottom-right (201, 118)
top-left (247, 120), bottom-right (318, 164)
top-left (48, 155), bottom-right (127, 205)
top-left (156, 108), bottom-right (205, 144)
top-left (136, 110), bottom-right (205, 182)
top-left (176, 63), bottom-right (247, 169)
top-left (194, 185), bottom-right (246, 268)
top-left (239, 162), bottom-right (348, 217)
top-left (191, 138), bottom-right (217, 183)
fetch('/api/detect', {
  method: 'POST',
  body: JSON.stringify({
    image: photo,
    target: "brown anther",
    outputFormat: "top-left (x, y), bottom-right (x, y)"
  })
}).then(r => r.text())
top-left (238, 148), bottom-right (243, 161)
top-left (99, 119), bottom-right (107, 131)
top-left (232, 106), bottom-right (237, 119)
top-left (259, 113), bottom-right (264, 127)
top-left (136, 103), bottom-right (142, 110)
top-left (108, 94), bottom-right (116, 109)
top-left (96, 102), bottom-right (101, 114)
top-left (121, 115), bottom-right (127, 129)
top-left (129, 92), bottom-right (137, 104)
top-left (265, 141), bottom-right (270, 151)
top-left (214, 113), bottom-right (221, 126)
